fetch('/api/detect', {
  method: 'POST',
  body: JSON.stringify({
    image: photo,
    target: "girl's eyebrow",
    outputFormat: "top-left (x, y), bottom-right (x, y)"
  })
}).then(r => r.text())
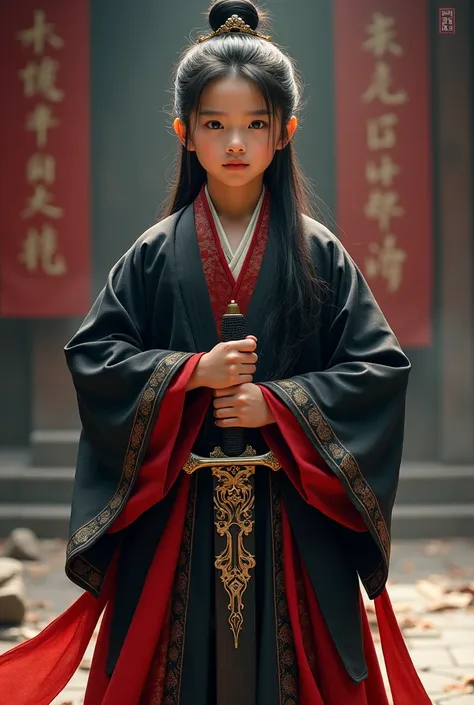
top-left (199, 108), bottom-right (270, 116)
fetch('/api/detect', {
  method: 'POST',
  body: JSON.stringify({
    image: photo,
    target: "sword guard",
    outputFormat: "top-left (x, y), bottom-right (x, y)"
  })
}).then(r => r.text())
top-left (183, 447), bottom-right (281, 475)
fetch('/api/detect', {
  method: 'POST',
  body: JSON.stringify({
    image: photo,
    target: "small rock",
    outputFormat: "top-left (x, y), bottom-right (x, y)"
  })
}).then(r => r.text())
top-left (3, 528), bottom-right (42, 562)
top-left (0, 557), bottom-right (24, 587)
top-left (0, 574), bottom-right (27, 625)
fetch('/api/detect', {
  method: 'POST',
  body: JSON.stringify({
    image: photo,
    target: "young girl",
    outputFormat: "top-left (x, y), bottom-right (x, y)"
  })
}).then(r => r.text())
top-left (0, 1), bottom-right (433, 703)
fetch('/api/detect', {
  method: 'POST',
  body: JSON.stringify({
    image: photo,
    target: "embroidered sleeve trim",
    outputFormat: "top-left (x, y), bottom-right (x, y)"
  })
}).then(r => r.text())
top-left (363, 560), bottom-right (386, 599)
top-left (68, 555), bottom-right (104, 596)
top-left (162, 475), bottom-right (197, 702)
top-left (264, 378), bottom-right (390, 597)
top-left (66, 351), bottom-right (193, 594)
top-left (270, 476), bottom-right (299, 704)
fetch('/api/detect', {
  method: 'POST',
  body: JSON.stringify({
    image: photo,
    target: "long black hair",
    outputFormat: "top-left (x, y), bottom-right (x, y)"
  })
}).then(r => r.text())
top-left (162, 0), bottom-right (323, 378)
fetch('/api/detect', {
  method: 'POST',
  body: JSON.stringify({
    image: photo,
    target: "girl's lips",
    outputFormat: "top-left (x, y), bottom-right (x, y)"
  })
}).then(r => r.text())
top-left (223, 163), bottom-right (249, 169)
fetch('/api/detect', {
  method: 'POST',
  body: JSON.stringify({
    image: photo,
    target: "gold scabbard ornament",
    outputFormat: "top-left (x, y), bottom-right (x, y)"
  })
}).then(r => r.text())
top-left (184, 445), bottom-right (280, 647)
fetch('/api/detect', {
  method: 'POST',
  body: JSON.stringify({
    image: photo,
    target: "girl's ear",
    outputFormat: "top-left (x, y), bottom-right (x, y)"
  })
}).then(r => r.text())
top-left (276, 116), bottom-right (298, 150)
top-left (173, 118), bottom-right (196, 151)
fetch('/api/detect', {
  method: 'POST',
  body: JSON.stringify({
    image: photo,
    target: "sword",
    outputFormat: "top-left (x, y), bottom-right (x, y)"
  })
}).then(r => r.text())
top-left (183, 301), bottom-right (280, 705)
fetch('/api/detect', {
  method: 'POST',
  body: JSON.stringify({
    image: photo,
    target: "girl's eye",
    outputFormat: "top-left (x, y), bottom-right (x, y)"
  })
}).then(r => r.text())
top-left (250, 120), bottom-right (268, 129)
top-left (206, 120), bottom-right (223, 130)
top-left (204, 120), bottom-right (268, 130)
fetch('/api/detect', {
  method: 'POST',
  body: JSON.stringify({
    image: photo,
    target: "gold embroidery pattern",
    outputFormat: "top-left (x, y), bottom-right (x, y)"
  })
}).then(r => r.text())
top-left (213, 463), bottom-right (256, 648)
top-left (162, 477), bottom-right (197, 704)
top-left (68, 555), bottom-right (103, 595)
top-left (66, 352), bottom-right (193, 591)
top-left (363, 560), bottom-right (386, 598)
top-left (266, 379), bottom-right (390, 596)
top-left (271, 479), bottom-right (298, 704)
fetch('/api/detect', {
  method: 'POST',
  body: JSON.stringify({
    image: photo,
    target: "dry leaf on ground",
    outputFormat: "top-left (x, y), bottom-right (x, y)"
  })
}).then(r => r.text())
top-left (443, 675), bottom-right (474, 694)
top-left (397, 616), bottom-right (435, 630)
top-left (416, 579), bottom-right (445, 601)
top-left (427, 593), bottom-right (472, 611)
top-left (416, 578), bottom-right (473, 611)
top-left (446, 582), bottom-right (474, 597)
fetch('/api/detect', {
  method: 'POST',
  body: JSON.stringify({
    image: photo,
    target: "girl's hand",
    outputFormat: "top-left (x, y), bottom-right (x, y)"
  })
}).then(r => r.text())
top-left (213, 382), bottom-right (276, 428)
top-left (187, 336), bottom-right (258, 391)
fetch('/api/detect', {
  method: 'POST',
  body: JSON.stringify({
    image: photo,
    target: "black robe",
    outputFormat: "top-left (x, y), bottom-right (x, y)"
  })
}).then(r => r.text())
top-left (64, 201), bottom-right (410, 702)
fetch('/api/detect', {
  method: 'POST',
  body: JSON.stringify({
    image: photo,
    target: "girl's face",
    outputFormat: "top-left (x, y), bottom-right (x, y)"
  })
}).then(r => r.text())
top-left (182, 76), bottom-right (287, 187)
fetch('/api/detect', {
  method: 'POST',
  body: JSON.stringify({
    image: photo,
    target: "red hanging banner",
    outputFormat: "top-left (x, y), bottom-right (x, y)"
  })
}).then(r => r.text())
top-left (333, 0), bottom-right (432, 347)
top-left (0, 1), bottom-right (90, 317)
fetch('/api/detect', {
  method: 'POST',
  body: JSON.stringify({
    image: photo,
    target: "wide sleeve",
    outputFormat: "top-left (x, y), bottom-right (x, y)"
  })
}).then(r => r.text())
top-left (64, 237), bottom-right (205, 594)
top-left (64, 239), bottom-right (193, 473)
top-left (261, 230), bottom-right (411, 597)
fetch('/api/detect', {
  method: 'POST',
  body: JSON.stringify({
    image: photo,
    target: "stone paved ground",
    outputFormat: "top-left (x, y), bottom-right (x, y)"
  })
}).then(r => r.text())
top-left (373, 539), bottom-right (474, 704)
top-left (1, 538), bottom-right (473, 704)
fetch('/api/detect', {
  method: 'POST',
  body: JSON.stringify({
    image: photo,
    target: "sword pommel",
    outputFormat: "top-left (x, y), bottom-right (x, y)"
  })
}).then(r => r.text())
top-left (226, 300), bottom-right (241, 315)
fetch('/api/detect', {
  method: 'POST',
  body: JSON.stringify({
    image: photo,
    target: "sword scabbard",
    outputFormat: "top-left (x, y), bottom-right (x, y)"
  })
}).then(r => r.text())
top-left (195, 301), bottom-right (279, 704)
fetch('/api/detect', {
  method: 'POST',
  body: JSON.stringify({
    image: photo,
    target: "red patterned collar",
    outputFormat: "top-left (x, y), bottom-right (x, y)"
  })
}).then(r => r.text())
top-left (193, 185), bottom-right (270, 334)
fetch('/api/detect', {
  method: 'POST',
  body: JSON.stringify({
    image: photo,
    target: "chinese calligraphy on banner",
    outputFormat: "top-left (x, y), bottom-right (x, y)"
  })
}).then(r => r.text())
top-left (333, 0), bottom-right (432, 347)
top-left (0, 2), bottom-right (90, 317)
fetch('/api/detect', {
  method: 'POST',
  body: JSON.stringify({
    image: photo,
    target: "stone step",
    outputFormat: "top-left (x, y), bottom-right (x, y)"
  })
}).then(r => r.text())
top-left (392, 503), bottom-right (474, 539)
top-left (1, 462), bottom-right (473, 504)
top-left (0, 467), bottom-right (74, 504)
top-left (0, 459), bottom-right (473, 539)
top-left (0, 502), bottom-right (472, 541)
top-left (397, 463), bottom-right (474, 504)
top-left (0, 504), bottom-right (71, 539)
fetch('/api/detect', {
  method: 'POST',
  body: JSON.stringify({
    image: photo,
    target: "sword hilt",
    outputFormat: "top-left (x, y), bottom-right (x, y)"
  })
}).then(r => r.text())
top-left (221, 300), bottom-right (247, 457)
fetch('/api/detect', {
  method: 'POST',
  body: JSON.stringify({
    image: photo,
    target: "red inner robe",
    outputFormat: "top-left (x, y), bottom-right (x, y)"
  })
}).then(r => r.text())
top-left (0, 190), bottom-right (432, 705)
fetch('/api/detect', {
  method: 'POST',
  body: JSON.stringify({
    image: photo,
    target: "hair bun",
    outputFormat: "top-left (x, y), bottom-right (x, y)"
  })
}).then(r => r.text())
top-left (208, 0), bottom-right (260, 33)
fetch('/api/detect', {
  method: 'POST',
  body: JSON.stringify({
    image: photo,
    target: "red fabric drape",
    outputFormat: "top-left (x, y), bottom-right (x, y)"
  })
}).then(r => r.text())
top-left (0, 583), bottom-right (109, 705)
top-left (260, 385), bottom-right (432, 704)
top-left (83, 478), bottom-right (191, 704)
top-left (0, 354), bottom-right (210, 705)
